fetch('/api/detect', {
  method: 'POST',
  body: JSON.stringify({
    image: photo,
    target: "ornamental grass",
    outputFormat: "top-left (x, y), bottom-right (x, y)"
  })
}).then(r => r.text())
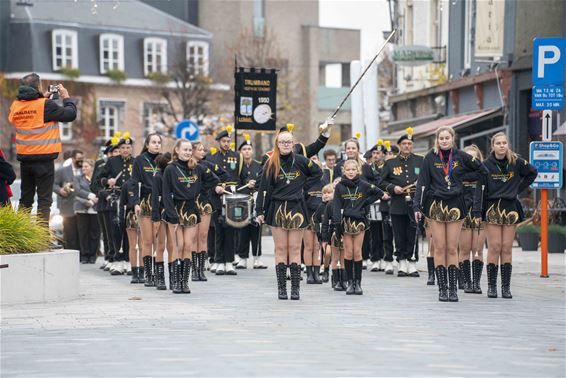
top-left (0, 206), bottom-right (50, 255)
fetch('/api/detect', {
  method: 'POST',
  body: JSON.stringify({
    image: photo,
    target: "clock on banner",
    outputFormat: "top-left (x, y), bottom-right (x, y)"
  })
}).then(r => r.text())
top-left (234, 68), bottom-right (278, 131)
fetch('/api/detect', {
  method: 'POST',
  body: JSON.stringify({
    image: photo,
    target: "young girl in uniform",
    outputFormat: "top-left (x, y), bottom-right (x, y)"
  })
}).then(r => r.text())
top-left (480, 132), bottom-right (537, 299)
top-left (414, 127), bottom-right (483, 302)
top-left (162, 139), bottom-right (220, 294)
top-left (303, 156), bottom-right (324, 284)
top-left (320, 184), bottom-right (347, 290)
top-left (256, 127), bottom-right (323, 300)
top-left (121, 178), bottom-right (141, 284)
top-left (333, 159), bottom-right (387, 295)
top-left (458, 144), bottom-right (486, 294)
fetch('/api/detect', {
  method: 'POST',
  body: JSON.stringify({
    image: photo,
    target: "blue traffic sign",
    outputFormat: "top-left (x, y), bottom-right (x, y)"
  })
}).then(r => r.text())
top-left (175, 119), bottom-right (200, 141)
top-left (529, 141), bottom-right (563, 189)
top-left (532, 85), bottom-right (564, 110)
top-left (533, 37), bottom-right (565, 86)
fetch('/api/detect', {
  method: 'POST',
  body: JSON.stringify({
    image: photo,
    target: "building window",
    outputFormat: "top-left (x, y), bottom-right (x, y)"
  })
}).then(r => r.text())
top-left (464, 0), bottom-right (475, 69)
top-left (142, 103), bottom-right (168, 136)
top-left (60, 122), bottom-right (73, 141)
top-left (186, 41), bottom-right (209, 76)
top-left (99, 101), bottom-right (125, 140)
top-left (253, 0), bottom-right (265, 37)
top-left (52, 29), bottom-right (78, 70)
top-left (99, 34), bottom-right (124, 74)
top-left (144, 38), bottom-right (167, 76)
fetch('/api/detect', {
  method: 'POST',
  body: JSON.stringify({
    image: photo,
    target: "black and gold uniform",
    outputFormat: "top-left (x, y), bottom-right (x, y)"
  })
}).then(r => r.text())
top-left (321, 200), bottom-right (341, 248)
top-left (479, 153), bottom-right (537, 225)
top-left (120, 179), bottom-right (139, 230)
top-left (322, 166), bottom-right (335, 185)
top-left (162, 160), bottom-right (220, 227)
top-left (256, 153), bottom-right (323, 230)
top-left (414, 148), bottom-right (483, 222)
top-left (237, 158), bottom-right (263, 261)
top-left (305, 175), bottom-right (324, 230)
top-left (198, 159), bottom-right (229, 215)
top-left (380, 152), bottom-right (423, 263)
top-left (99, 154), bottom-right (134, 262)
top-left (460, 170), bottom-right (483, 229)
top-left (150, 170), bottom-right (165, 223)
top-left (261, 134), bottom-right (330, 165)
top-left (332, 176), bottom-right (384, 235)
top-left (91, 156), bottom-right (113, 263)
top-left (131, 151), bottom-right (159, 217)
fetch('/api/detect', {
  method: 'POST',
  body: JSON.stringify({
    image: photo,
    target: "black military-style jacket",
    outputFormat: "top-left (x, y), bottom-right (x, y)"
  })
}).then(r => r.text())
top-left (322, 167), bottom-right (335, 186)
top-left (91, 158), bottom-right (109, 212)
top-left (380, 153), bottom-right (424, 215)
top-left (100, 155), bottom-right (133, 190)
top-left (239, 159), bottom-right (263, 195)
top-left (205, 149), bottom-right (240, 186)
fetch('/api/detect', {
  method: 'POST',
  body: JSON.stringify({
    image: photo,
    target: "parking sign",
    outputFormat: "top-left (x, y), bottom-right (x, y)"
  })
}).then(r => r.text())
top-left (533, 37), bottom-right (565, 86)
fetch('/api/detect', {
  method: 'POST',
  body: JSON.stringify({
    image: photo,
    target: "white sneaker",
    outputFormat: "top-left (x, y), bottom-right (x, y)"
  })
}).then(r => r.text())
top-left (385, 261), bottom-right (394, 275)
top-left (205, 259), bottom-right (211, 271)
top-left (362, 260), bottom-right (367, 270)
top-left (126, 262), bottom-right (132, 275)
top-left (110, 261), bottom-right (126, 275)
top-left (225, 262), bottom-right (237, 275)
top-left (398, 259), bottom-right (408, 276)
top-left (370, 261), bottom-right (380, 272)
top-left (215, 263), bottom-right (225, 275)
top-left (210, 263), bottom-right (218, 273)
top-left (236, 258), bottom-right (247, 269)
top-left (253, 257), bottom-right (267, 269)
top-left (408, 261), bottom-right (420, 277)
top-left (234, 256), bottom-right (241, 265)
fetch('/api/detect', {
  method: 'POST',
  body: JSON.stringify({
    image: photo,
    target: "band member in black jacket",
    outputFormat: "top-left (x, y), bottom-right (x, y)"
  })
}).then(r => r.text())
top-left (120, 178), bottom-right (141, 283)
top-left (235, 135), bottom-right (265, 270)
top-left (150, 153), bottom-right (172, 290)
top-left (380, 128), bottom-right (424, 277)
top-left (256, 127), bottom-right (323, 300)
top-left (204, 127), bottom-right (241, 276)
top-left (163, 139), bottom-right (220, 294)
top-left (458, 145), bottom-right (487, 294)
top-left (303, 157), bottom-right (324, 284)
top-left (131, 133), bottom-right (162, 286)
top-left (99, 134), bottom-right (135, 275)
top-left (414, 127), bottom-right (484, 302)
top-left (333, 160), bottom-right (388, 295)
top-left (477, 132), bottom-right (537, 299)
top-left (193, 141), bottom-right (229, 281)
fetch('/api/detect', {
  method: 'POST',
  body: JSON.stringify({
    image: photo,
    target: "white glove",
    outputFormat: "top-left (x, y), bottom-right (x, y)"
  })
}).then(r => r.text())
top-left (319, 117), bottom-right (335, 138)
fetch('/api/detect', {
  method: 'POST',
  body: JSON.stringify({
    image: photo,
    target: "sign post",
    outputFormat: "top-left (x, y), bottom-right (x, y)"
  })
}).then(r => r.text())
top-left (531, 37), bottom-right (565, 278)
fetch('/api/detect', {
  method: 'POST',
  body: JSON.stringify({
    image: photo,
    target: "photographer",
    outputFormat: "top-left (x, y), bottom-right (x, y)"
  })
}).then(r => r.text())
top-left (8, 73), bottom-right (77, 223)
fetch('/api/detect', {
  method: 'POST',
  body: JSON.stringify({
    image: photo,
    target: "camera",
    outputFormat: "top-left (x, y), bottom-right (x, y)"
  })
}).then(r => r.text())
top-left (48, 84), bottom-right (60, 93)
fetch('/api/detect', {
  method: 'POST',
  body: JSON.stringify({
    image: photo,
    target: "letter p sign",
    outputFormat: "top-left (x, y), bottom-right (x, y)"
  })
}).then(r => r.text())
top-left (533, 38), bottom-right (566, 86)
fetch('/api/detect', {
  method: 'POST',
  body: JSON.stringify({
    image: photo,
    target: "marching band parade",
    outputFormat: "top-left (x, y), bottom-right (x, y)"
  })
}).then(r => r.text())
top-left (41, 116), bottom-right (537, 303)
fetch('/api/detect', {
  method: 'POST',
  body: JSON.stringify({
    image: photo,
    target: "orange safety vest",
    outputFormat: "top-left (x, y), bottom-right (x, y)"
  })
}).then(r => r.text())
top-left (8, 98), bottom-right (62, 156)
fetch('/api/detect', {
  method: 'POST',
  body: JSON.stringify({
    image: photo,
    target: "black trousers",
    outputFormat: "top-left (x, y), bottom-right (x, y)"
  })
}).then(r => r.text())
top-left (62, 215), bottom-right (80, 251)
top-left (213, 212), bottom-right (235, 264)
top-left (19, 160), bottom-right (54, 223)
top-left (381, 214), bottom-right (394, 262)
top-left (100, 210), bottom-right (128, 262)
top-left (100, 211), bottom-right (116, 261)
top-left (97, 212), bottom-right (110, 260)
top-left (207, 220), bottom-right (215, 262)
top-left (362, 228), bottom-right (371, 260)
top-left (391, 213), bottom-right (418, 262)
top-left (237, 223), bottom-right (261, 259)
top-left (76, 213), bottom-right (101, 261)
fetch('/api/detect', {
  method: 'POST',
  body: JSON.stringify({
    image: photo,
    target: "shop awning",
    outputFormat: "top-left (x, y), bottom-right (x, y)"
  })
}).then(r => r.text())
top-left (554, 121), bottom-right (566, 136)
top-left (388, 107), bottom-right (502, 140)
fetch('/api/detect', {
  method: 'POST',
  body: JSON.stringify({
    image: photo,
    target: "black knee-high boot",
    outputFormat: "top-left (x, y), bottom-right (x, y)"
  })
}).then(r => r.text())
top-left (199, 252), bottom-right (208, 281)
top-left (331, 269), bottom-right (339, 289)
top-left (462, 260), bottom-right (473, 293)
top-left (501, 263), bottom-right (512, 299)
top-left (168, 262), bottom-right (173, 290)
top-left (276, 263), bottom-right (288, 300)
top-left (182, 259), bottom-right (191, 294)
top-left (436, 266), bottom-right (448, 302)
top-left (306, 266), bottom-right (314, 284)
top-left (448, 265), bottom-right (459, 302)
top-left (191, 252), bottom-right (199, 281)
top-left (312, 266), bottom-right (323, 284)
top-left (344, 259), bottom-right (354, 295)
top-left (143, 256), bottom-right (154, 287)
top-left (289, 263), bottom-right (301, 300)
top-left (426, 256), bottom-right (435, 285)
top-left (155, 262), bottom-right (167, 290)
top-left (321, 265), bottom-right (330, 283)
top-left (457, 262), bottom-right (465, 290)
top-left (172, 259), bottom-right (183, 294)
top-left (354, 260), bottom-right (363, 295)
top-left (487, 263), bottom-right (498, 298)
top-left (472, 260), bottom-right (483, 294)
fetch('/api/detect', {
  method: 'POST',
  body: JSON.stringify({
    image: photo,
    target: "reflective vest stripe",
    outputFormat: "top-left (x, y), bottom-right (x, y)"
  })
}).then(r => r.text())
top-left (15, 123), bottom-right (59, 135)
top-left (16, 138), bottom-right (62, 145)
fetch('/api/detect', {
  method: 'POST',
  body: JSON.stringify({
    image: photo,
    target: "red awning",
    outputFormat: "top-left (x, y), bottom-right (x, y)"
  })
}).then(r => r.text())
top-left (389, 107), bottom-right (502, 139)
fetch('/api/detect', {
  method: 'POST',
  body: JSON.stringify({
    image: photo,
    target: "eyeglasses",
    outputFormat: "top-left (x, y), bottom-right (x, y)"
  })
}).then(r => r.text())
top-left (278, 141), bottom-right (293, 146)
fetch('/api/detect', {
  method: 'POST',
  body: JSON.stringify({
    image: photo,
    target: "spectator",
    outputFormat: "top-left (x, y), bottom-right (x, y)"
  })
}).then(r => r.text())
top-left (53, 149), bottom-right (83, 250)
top-left (0, 149), bottom-right (16, 206)
top-left (74, 159), bottom-right (100, 264)
top-left (7, 73), bottom-right (77, 222)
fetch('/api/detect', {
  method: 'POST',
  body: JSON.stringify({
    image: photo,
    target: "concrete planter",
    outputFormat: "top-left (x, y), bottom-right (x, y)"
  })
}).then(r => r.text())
top-left (0, 250), bottom-right (79, 305)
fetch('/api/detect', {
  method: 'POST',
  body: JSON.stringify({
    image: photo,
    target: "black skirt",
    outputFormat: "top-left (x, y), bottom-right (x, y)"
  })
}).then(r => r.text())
top-left (424, 196), bottom-right (466, 223)
top-left (330, 231), bottom-right (343, 249)
top-left (140, 193), bottom-right (152, 217)
top-left (125, 209), bottom-right (139, 229)
top-left (462, 208), bottom-right (485, 230)
top-left (175, 200), bottom-right (200, 227)
top-left (342, 216), bottom-right (367, 235)
top-left (265, 199), bottom-right (308, 230)
top-left (196, 194), bottom-right (213, 216)
top-left (483, 198), bottom-right (524, 225)
top-left (306, 207), bottom-right (319, 231)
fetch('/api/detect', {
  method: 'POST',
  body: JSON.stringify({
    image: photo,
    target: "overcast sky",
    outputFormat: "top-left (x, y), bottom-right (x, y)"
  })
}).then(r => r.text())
top-left (319, 0), bottom-right (391, 61)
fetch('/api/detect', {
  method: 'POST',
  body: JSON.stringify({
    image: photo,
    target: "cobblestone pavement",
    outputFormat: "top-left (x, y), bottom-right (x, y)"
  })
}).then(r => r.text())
top-left (1, 239), bottom-right (565, 377)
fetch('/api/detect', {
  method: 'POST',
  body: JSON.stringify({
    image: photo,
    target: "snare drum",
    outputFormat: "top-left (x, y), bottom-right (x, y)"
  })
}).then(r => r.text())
top-left (223, 193), bottom-right (253, 228)
top-left (367, 199), bottom-right (382, 221)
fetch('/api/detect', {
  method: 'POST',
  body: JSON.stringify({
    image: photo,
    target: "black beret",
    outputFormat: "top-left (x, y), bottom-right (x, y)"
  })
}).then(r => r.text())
top-left (238, 140), bottom-right (252, 151)
top-left (215, 130), bottom-right (230, 141)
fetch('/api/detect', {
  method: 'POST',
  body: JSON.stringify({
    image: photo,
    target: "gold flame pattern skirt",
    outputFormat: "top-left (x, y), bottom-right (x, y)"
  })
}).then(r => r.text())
top-left (139, 195), bottom-right (152, 217)
top-left (483, 199), bottom-right (523, 225)
top-left (196, 194), bottom-right (213, 216)
top-left (424, 196), bottom-right (466, 223)
top-left (330, 231), bottom-right (343, 249)
top-left (266, 200), bottom-right (307, 230)
top-left (342, 216), bottom-right (367, 235)
top-left (174, 200), bottom-right (200, 227)
top-left (125, 210), bottom-right (139, 229)
top-left (462, 209), bottom-right (484, 230)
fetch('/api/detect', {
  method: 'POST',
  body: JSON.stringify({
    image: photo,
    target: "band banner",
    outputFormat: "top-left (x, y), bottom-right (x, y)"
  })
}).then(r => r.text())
top-left (234, 68), bottom-right (277, 131)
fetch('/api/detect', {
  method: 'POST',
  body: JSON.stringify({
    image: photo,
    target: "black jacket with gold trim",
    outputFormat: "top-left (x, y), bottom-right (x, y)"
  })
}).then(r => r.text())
top-left (379, 153), bottom-right (424, 215)
top-left (332, 176), bottom-right (384, 225)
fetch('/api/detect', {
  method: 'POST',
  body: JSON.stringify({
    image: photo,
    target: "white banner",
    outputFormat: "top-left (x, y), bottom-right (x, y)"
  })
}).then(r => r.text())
top-left (475, 0), bottom-right (505, 58)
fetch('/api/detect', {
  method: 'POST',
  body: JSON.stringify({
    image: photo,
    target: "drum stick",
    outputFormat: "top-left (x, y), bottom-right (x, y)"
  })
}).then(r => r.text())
top-left (236, 183), bottom-right (250, 192)
top-left (413, 186), bottom-right (425, 258)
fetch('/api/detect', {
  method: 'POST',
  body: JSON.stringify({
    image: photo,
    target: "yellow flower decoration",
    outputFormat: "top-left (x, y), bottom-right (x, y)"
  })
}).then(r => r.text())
top-left (114, 131), bottom-right (121, 138)
top-left (226, 125), bottom-right (234, 134)
top-left (384, 140), bottom-right (391, 150)
top-left (286, 123), bottom-right (295, 132)
top-left (406, 127), bottom-right (413, 138)
top-left (210, 147), bottom-right (217, 155)
top-left (355, 132), bottom-right (361, 139)
top-left (243, 133), bottom-right (251, 141)
top-left (230, 142), bottom-right (235, 150)
top-left (123, 132), bottom-right (130, 140)
top-left (377, 139), bottom-right (384, 146)
top-left (111, 136), bottom-right (119, 145)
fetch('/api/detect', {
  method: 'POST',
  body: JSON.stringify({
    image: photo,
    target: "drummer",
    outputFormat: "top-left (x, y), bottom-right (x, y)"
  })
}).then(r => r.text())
top-left (235, 133), bottom-right (266, 269)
